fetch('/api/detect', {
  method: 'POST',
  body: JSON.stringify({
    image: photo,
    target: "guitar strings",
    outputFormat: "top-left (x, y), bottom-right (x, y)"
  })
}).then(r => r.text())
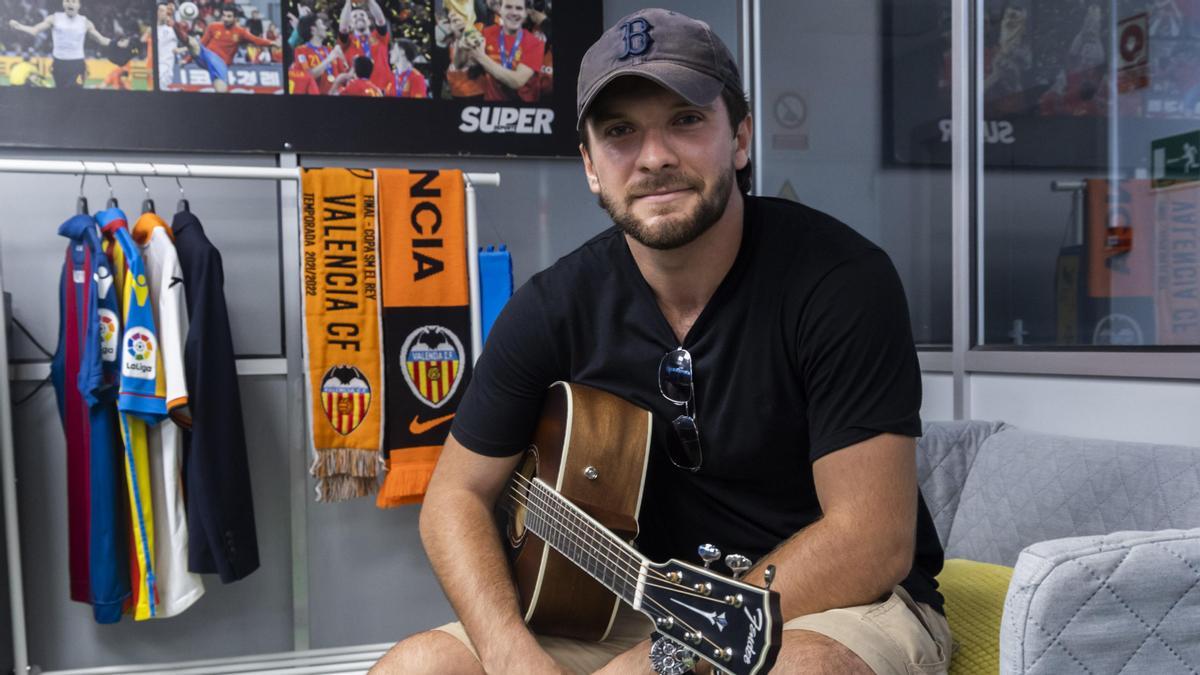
top-left (505, 471), bottom-right (747, 606)
top-left (501, 481), bottom-right (713, 653)
top-left (503, 473), bottom-right (739, 657)
top-left (502, 481), bottom-right (732, 661)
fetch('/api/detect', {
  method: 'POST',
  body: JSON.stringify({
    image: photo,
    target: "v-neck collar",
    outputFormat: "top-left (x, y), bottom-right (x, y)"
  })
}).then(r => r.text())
top-left (618, 196), bottom-right (757, 349)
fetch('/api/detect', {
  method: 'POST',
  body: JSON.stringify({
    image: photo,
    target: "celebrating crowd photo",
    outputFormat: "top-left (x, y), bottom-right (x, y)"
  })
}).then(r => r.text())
top-left (286, 0), bottom-right (431, 97)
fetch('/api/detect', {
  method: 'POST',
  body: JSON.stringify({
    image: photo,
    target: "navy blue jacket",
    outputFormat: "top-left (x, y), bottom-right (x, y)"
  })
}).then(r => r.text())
top-left (173, 211), bottom-right (260, 582)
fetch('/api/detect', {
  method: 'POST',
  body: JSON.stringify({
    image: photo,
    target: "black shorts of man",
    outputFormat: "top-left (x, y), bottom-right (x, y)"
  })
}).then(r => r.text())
top-left (372, 8), bottom-right (953, 675)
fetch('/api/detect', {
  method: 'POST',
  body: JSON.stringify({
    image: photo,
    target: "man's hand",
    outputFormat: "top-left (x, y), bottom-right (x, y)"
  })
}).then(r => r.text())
top-left (467, 41), bottom-right (488, 65)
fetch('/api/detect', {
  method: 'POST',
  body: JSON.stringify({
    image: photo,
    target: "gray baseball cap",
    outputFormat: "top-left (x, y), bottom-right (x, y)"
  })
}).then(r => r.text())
top-left (576, 8), bottom-right (742, 130)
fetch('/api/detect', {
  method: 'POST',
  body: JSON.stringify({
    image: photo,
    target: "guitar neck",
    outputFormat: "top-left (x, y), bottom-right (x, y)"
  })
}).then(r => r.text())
top-left (512, 478), bottom-right (649, 607)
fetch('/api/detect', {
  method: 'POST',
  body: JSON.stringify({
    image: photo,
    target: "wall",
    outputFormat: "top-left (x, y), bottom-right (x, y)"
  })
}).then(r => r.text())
top-left (0, 0), bottom-right (740, 670)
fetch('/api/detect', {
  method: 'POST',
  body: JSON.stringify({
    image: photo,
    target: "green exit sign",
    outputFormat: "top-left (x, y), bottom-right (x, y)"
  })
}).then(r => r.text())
top-left (1153, 130), bottom-right (1200, 188)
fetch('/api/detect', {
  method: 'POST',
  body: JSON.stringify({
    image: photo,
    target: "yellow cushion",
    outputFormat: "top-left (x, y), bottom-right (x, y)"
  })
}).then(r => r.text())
top-left (936, 558), bottom-right (1014, 675)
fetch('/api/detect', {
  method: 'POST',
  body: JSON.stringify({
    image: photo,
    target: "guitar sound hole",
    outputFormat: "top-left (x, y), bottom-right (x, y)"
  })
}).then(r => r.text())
top-left (507, 447), bottom-right (539, 548)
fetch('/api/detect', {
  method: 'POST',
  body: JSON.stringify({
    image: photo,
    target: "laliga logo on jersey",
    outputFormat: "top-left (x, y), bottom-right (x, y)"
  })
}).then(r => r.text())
top-left (320, 365), bottom-right (372, 436)
top-left (459, 107), bottom-right (554, 134)
top-left (98, 309), bottom-right (118, 362)
top-left (122, 327), bottom-right (157, 379)
top-left (402, 325), bottom-right (465, 408)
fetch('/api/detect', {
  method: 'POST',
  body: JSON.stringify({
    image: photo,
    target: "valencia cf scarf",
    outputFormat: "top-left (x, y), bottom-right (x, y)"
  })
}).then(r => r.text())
top-left (376, 169), bottom-right (471, 508)
top-left (300, 168), bottom-right (385, 502)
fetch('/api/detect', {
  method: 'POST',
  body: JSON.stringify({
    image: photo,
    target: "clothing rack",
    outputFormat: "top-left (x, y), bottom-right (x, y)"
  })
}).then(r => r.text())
top-left (0, 158), bottom-right (500, 674)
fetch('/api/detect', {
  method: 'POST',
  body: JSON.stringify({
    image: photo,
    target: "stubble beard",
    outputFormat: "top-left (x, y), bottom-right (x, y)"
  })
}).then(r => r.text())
top-left (598, 166), bottom-right (734, 251)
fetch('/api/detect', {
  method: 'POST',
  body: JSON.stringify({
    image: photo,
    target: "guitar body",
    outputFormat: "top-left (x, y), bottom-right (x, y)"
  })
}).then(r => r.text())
top-left (506, 381), bottom-right (653, 641)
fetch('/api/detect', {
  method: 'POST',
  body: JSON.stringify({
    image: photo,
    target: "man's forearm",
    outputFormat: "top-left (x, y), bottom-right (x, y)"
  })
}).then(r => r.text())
top-left (475, 56), bottom-right (529, 90)
top-left (743, 514), bottom-right (913, 621)
top-left (420, 486), bottom-right (543, 669)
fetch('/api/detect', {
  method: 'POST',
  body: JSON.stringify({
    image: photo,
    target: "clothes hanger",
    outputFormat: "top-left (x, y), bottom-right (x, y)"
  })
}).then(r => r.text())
top-left (76, 173), bottom-right (88, 215)
top-left (140, 176), bottom-right (155, 214)
top-left (175, 175), bottom-right (190, 214)
top-left (104, 174), bottom-right (119, 209)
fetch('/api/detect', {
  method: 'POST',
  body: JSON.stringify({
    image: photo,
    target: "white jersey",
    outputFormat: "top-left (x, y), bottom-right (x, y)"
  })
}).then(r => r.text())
top-left (133, 213), bottom-right (205, 619)
top-left (157, 24), bottom-right (177, 88)
top-left (51, 12), bottom-right (87, 60)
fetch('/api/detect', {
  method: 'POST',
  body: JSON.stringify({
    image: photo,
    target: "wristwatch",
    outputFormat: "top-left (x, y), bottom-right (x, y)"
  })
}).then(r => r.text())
top-left (649, 632), bottom-right (698, 675)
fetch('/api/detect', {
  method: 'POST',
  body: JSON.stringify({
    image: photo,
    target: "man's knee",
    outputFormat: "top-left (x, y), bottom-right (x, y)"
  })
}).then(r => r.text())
top-left (772, 629), bottom-right (873, 674)
top-left (370, 629), bottom-right (484, 675)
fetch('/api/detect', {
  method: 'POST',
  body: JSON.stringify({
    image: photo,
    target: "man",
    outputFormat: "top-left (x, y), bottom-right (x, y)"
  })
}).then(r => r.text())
top-left (337, 0), bottom-right (390, 91)
top-left (292, 13), bottom-right (345, 95)
top-left (8, 0), bottom-right (113, 88)
top-left (171, 14), bottom-right (230, 92)
top-left (383, 38), bottom-right (426, 98)
top-left (445, 10), bottom-right (484, 100)
top-left (201, 5), bottom-right (277, 67)
top-left (157, 3), bottom-right (180, 90)
top-left (373, 8), bottom-right (951, 675)
top-left (331, 54), bottom-right (382, 96)
top-left (467, 0), bottom-right (542, 102)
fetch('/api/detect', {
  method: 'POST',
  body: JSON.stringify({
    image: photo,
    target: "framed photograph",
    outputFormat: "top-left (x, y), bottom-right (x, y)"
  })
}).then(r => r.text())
top-left (0, 0), bottom-right (599, 156)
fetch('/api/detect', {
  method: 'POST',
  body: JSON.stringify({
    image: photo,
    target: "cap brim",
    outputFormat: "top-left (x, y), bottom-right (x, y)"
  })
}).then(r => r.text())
top-left (576, 61), bottom-right (725, 130)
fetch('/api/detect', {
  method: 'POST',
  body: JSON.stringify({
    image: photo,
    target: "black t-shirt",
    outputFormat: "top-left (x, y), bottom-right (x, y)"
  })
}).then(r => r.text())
top-left (451, 195), bottom-right (945, 614)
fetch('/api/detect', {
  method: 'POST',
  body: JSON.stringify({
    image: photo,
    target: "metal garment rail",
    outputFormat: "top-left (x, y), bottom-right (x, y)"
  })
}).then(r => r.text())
top-left (0, 158), bottom-right (499, 674)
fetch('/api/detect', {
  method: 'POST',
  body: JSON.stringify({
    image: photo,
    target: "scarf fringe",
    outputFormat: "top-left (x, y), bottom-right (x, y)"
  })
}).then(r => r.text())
top-left (310, 448), bottom-right (380, 479)
top-left (314, 474), bottom-right (378, 503)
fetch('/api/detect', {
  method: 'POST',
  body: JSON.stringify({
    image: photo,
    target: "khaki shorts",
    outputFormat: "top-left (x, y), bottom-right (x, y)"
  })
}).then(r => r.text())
top-left (434, 585), bottom-right (953, 674)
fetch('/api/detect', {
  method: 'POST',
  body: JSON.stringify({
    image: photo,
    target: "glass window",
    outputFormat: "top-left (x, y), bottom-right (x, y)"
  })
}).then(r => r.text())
top-left (756, 1), bottom-right (953, 346)
top-left (980, 1), bottom-right (1200, 347)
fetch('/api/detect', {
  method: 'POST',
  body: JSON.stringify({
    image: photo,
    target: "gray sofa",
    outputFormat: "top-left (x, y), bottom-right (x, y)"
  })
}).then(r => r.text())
top-left (917, 421), bottom-right (1200, 674)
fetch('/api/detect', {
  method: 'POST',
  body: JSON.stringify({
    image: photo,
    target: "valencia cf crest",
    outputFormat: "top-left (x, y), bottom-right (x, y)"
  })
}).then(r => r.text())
top-left (320, 365), bottom-right (372, 436)
top-left (401, 325), bottom-right (466, 409)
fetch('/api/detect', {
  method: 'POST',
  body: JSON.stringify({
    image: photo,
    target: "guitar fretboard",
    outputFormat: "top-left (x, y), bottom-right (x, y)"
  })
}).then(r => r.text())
top-left (515, 478), bottom-right (648, 606)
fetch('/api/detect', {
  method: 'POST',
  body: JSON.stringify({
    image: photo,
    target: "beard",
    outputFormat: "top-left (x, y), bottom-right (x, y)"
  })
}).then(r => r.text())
top-left (598, 166), bottom-right (734, 251)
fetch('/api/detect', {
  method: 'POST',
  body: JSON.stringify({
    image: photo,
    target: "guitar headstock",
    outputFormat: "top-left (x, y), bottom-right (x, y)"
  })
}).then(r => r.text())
top-left (641, 557), bottom-right (782, 675)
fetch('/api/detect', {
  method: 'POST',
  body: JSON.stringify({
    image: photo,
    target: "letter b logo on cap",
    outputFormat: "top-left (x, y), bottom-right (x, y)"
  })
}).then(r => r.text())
top-left (618, 18), bottom-right (653, 59)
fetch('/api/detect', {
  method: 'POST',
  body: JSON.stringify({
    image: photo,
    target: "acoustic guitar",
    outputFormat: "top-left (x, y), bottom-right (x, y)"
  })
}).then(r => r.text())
top-left (501, 382), bottom-right (782, 675)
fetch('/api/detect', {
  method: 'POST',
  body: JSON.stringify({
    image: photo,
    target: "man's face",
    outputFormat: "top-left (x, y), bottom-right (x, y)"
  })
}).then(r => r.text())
top-left (351, 8), bottom-right (369, 32)
top-left (157, 3), bottom-right (169, 22)
top-left (391, 43), bottom-right (407, 68)
top-left (448, 12), bottom-right (465, 35)
top-left (500, 0), bottom-right (525, 32)
top-left (313, 17), bottom-right (326, 40)
top-left (581, 77), bottom-right (750, 251)
top-left (222, 9), bottom-right (235, 26)
top-left (63, 0), bottom-right (80, 16)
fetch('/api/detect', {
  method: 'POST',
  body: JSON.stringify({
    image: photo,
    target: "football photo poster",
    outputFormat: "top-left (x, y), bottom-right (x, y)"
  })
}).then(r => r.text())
top-left (0, 0), bottom-right (598, 155)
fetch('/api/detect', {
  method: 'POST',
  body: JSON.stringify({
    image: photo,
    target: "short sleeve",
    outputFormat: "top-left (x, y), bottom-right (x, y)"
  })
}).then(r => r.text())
top-left (797, 249), bottom-right (922, 462)
top-left (449, 280), bottom-right (562, 456)
top-left (519, 33), bottom-right (544, 72)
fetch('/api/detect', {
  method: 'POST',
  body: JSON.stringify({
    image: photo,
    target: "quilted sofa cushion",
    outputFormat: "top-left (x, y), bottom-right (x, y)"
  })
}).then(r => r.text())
top-left (1001, 529), bottom-right (1200, 675)
top-left (937, 558), bottom-right (1013, 675)
top-left (918, 421), bottom-right (1009, 547)
top-left (944, 430), bottom-right (1200, 565)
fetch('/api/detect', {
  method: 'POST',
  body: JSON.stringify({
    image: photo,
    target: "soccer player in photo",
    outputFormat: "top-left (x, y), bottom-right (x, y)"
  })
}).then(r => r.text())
top-left (156, 3), bottom-right (180, 89)
top-left (337, 0), bottom-right (390, 91)
top-left (201, 5), bottom-right (278, 67)
top-left (466, 0), bottom-right (543, 102)
top-left (445, 10), bottom-right (483, 100)
top-left (173, 15), bottom-right (231, 91)
top-left (384, 37), bottom-right (426, 98)
top-left (292, 13), bottom-right (345, 94)
top-left (331, 54), bottom-right (382, 96)
top-left (8, 0), bottom-right (115, 88)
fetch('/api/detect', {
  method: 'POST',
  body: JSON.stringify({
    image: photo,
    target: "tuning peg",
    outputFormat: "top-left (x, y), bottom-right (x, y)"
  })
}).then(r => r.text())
top-left (764, 564), bottom-right (776, 590)
top-left (725, 553), bottom-right (752, 579)
top-left (697, 543), bottom-right (721, 569)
